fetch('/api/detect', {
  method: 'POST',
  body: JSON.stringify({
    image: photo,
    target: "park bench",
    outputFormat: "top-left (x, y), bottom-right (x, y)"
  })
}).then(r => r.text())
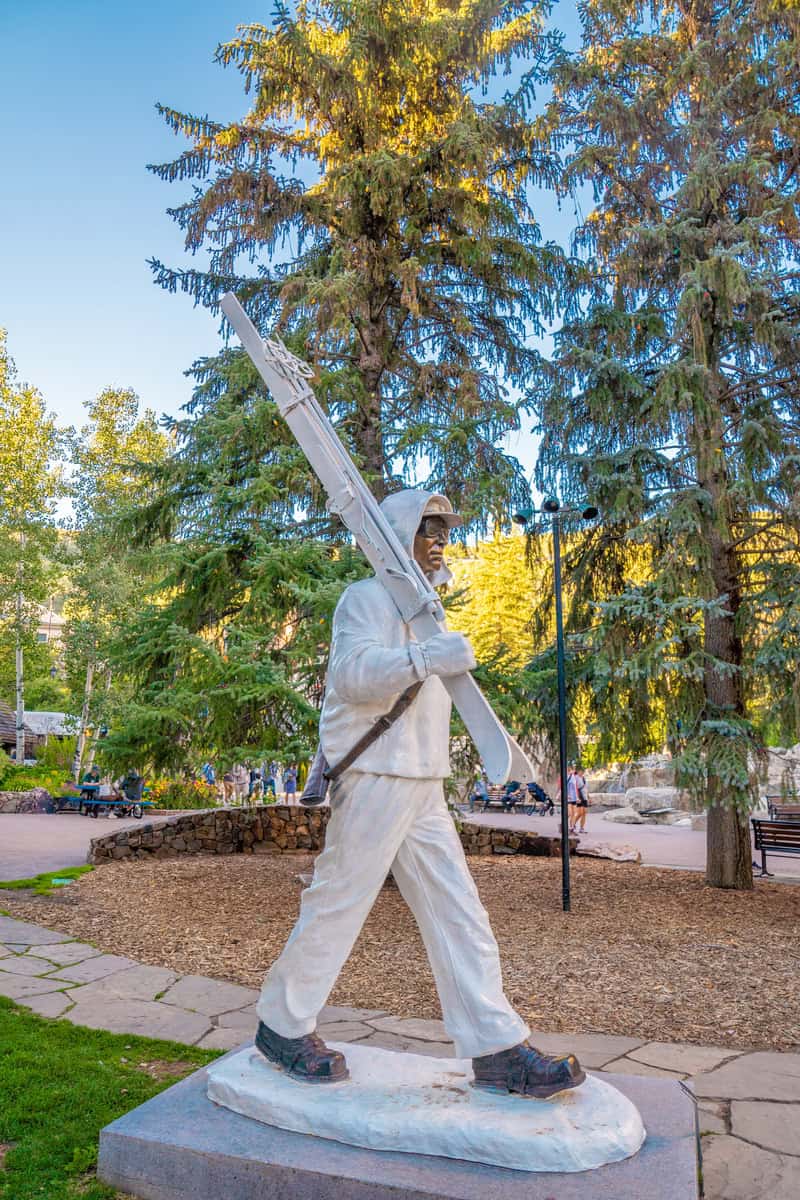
top-left (765, 797), bottom-right (800, 821)
top-left (751, 817), bottom-right (800, 877)
top-left (481, 785), bottom-right (509, 812)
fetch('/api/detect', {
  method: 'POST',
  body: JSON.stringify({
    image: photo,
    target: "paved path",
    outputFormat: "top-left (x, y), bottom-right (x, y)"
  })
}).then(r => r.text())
top-left (0, 812), bottom-right (147, 880)
top-left (0, 913), bottom-right (797, 1199)
top-left (463, 808), bottom-right (800, 879)
top-left (5, 807), bottom-right (799, 883)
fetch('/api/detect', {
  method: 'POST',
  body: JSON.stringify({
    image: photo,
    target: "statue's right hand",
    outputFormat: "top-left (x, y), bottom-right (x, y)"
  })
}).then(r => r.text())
top-left (421, 631), bottom-right (477, 678)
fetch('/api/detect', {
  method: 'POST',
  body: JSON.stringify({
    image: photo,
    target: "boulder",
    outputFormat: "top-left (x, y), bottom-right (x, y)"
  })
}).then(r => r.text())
top-left (576, 842), bottom-right (642, 863)
top-left (602, 806), bottom-right (646, 824)
top-left (623, 786), bottom-right (693, 812)
top-left (588, 790), bottom-right (628, 808)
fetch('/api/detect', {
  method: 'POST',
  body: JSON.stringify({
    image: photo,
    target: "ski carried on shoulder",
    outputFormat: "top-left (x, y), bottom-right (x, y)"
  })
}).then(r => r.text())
top-left (220, 292), bottom-right (533, 785)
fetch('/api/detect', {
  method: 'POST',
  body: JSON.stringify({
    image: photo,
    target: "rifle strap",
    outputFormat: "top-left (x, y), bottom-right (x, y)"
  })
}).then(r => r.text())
top-left (324, 680), bottom-right (424, 782)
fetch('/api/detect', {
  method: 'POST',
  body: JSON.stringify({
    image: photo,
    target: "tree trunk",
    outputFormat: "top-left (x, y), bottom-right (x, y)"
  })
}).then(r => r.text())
top-left (356, 318), bottom-right (388, 497)
top-left (72, 659), bottom-right (95, 780)
top-left (696, 397), bottom-right (753, 890)
top-left (84, 664), bottom-right (113, 772)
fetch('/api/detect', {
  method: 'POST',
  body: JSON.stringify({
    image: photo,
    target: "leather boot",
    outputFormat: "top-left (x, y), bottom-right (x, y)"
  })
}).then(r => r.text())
top-left (473, 1041), bottom-right (585, 1099)
top-left (255, 1021), bottom-right (349, 1083)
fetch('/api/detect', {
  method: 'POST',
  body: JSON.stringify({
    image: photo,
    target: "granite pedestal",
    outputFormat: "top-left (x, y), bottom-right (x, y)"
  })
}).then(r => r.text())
top-left (98, 1051), bottom-right (700, 1200)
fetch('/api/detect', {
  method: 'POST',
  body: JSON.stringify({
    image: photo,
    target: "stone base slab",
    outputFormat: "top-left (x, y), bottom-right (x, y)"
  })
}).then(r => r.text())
top-left (98, 1050), bottom-right (699, 1199)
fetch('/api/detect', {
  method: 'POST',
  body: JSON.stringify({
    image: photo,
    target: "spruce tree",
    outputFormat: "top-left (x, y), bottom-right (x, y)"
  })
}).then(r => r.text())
top-left (112, 1), bottom-right (563, 770)
top-left (149, 0), bottom-right (560, 513)
top-left (535, 0), bottom-right (800, 888)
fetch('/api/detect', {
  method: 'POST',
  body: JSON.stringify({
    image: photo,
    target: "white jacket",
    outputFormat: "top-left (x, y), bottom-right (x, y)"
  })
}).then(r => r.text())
top-left (319, 490), bottom-right (455, 779)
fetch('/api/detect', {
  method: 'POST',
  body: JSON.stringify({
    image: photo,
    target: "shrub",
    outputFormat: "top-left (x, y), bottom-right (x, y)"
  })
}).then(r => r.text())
top-left (147, 778), bottom-right (218, 810)
top-left (0, 762), bottom-right (71, 794)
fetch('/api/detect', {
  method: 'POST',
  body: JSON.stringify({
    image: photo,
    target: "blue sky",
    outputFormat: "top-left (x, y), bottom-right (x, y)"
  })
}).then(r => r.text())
top-left (1, 1), bottom-right (581, 471)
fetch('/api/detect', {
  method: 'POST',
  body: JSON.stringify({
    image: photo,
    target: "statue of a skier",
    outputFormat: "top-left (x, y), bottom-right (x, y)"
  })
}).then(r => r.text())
top-left (254, 488), bottom-right (585, 1099)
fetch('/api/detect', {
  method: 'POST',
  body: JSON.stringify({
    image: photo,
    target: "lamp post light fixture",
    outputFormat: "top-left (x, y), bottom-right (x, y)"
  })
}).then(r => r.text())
top-left (513, 497), bottom-right (598, 913)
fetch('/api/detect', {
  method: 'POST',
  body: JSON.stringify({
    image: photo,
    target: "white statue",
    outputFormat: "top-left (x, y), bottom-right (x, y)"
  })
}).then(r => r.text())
top-left (254, 488), bottom-right (585, 1098)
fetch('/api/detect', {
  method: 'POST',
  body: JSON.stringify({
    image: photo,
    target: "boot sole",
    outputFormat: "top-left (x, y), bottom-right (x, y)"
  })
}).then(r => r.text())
top-left (472, 1068), bottom-right (586, 1100)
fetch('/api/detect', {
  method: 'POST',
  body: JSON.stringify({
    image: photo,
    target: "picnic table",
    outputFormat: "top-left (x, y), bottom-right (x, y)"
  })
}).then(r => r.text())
top-left (53, 782), bottom-right (153, 819)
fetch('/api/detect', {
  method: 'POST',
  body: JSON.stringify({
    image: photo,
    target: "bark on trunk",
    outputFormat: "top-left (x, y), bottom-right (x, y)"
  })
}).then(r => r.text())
top-left (356, 318), bottom-right (388, 498)
top-left (696, 398), bottom-right (753, 890)
top-left (71, 659), bottom-right (95, 780)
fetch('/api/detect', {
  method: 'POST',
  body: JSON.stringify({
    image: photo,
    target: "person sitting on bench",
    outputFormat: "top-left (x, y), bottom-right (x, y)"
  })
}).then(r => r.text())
top-left (501, 780), bottom-right (524, 811)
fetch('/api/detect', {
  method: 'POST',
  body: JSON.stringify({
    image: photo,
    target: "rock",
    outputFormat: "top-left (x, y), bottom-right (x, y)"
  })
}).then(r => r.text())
top-left (576, 842), bottom-right (642, 863)
top-left (623, 786), bottom-right (692, 812)
top-left (0, 787), bottom-right (52, 814)
top-left (603, 806), bottom-right (646, 824)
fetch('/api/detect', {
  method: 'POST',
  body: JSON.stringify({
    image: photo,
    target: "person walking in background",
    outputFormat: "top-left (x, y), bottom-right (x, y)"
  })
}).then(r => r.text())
top-left (222, 768), bottom-right (235, 805)
top-left (575, 769), bottom-right (589, 834)
top-left (232, 762), bottom-right (249, 804)
top-left (566, 764), bottom-right (579, 833)
top-left (284, 763), bottom-right (298, 803)
top-left (249, 763), bottom-right (263, 799)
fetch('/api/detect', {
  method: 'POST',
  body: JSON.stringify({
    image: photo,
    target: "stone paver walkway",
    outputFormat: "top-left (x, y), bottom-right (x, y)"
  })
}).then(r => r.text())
top-left (1, 913), bottom-right (797, 1199)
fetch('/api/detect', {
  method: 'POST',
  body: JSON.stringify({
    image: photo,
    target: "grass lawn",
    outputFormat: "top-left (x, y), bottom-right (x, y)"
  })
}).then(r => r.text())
top-left (0, 997), bottom-right (220, 1200)
top-left (0, 866), bottom-right (93, 897)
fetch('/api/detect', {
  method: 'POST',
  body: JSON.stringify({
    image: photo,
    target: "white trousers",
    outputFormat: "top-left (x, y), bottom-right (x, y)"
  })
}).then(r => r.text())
top-left (256, 772), bottom-right (529, 1059)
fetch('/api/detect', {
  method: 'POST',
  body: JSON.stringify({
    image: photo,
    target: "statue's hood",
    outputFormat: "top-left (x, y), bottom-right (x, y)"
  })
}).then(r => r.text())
top-left (379, 489), bottom-right (462, 587)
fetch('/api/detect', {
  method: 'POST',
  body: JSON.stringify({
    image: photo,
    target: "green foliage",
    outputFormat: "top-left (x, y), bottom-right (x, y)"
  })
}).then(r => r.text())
top-left (34, 735), bottom-right (77, 772)
top-left (447, 532), bottom-right (538, 667)
top-left (63, 388), bottom-right (169, 775)
top-left (0, 763), bottom-right (70, 793)
top-left (0, 996), bottom-right (218, 1200)
top-left (105, 1), bottom-right (563, 771)
top-left (533, 0), bottom-right (800, 886)
top-left (0, 633), bottom-right (66, 712)
top-left (0, 865), bottom-right (92, 895)
top-left (150, 0), bottom-right (560, 518)
top-left (0, 331), bottom-right (64, 751)
top-left (146, 777), bottom-right (219, 809)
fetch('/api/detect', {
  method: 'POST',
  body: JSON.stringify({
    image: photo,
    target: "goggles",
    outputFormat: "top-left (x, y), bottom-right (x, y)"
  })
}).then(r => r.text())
top-left (416, 515), bottom-right (451, 543)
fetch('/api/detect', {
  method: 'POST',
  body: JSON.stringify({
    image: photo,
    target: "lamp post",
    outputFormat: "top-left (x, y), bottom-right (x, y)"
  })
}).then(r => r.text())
top-left (513, 497), bottom-right (598, 913)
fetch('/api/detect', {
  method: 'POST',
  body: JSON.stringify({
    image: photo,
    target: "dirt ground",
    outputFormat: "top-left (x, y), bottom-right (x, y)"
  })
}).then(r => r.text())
top-left (4, 854), bottom-right (798, 1051)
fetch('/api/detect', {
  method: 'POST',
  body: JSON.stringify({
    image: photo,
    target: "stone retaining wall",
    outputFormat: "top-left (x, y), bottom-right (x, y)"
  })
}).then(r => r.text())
top-left (88, 804), bottom-right (569, 864)
top-left (0, 788), bottom-right (52, 814)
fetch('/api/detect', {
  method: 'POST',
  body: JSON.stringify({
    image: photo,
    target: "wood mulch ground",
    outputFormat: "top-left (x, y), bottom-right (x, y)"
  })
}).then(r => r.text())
top-left (4, 854), bottom-right (799, 1051)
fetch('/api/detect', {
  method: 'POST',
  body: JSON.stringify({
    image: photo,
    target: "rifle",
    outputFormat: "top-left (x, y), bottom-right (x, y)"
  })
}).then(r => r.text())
top-left (220, 292), bottom-right (533, 785)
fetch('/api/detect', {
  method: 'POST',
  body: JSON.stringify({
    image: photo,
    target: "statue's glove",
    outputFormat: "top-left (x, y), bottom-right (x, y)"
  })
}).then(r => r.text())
top-left (417, 631), bottom-right (477, 678)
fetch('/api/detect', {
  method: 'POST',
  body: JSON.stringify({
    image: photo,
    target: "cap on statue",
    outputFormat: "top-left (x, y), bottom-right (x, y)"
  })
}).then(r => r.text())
top-left (421, 494), bottom-right (463, 528)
